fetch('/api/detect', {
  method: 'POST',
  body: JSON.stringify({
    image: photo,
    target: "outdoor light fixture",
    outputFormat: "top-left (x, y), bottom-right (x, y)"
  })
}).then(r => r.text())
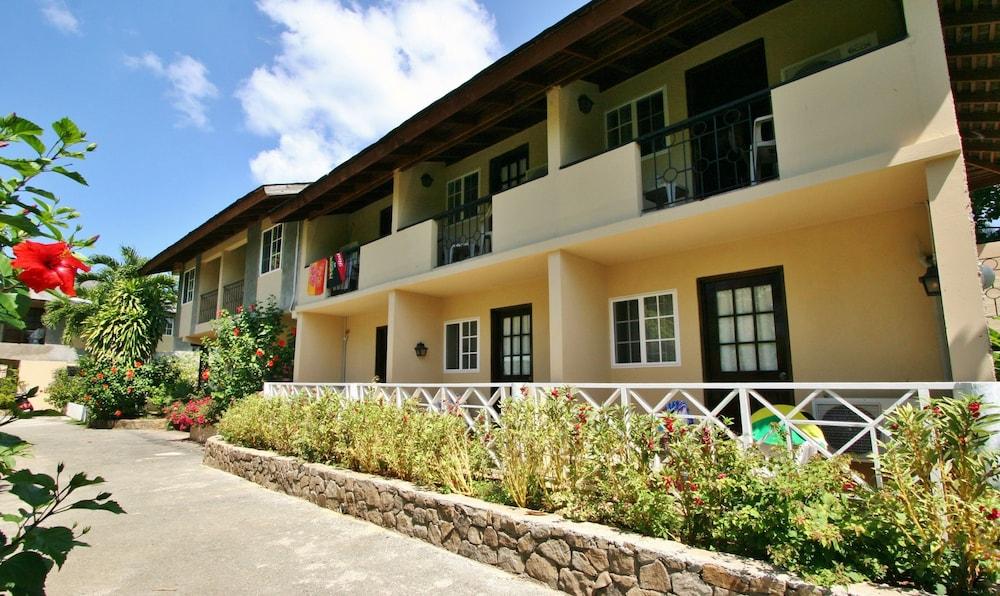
top-left (414, 342), bottom-right (428, 358)
top-left (420, 173), bottom-right (434, 188)
top-left (577, 94), bottom-right (595, 114)
top-left (919, 264), bottom-right (941, 296)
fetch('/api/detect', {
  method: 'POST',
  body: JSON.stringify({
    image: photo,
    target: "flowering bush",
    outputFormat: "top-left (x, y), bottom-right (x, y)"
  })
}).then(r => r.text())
top-left (204, 298), bottom-right (294, 415)
top-left (164, 396), bottom-right (212, 431)
top-left (76, 355), bottom-right (190, 421)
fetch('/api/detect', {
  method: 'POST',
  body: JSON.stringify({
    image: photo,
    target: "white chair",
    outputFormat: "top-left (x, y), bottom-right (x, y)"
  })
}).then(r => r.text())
top-left (750, 115), bottom-right (777, 183)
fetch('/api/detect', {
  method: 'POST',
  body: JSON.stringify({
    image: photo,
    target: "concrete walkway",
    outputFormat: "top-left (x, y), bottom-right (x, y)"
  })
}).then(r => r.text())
top-left (3, 417), bottom-right (553, 595)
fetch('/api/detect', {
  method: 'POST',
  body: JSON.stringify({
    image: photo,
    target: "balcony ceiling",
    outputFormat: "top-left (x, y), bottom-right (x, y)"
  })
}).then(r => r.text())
top-left (272, 0), bottom-right (791, 222)
top-left (940, 1), bottom-right (1000, 190)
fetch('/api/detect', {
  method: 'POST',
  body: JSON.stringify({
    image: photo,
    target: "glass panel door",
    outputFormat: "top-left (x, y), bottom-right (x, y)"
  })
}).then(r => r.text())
top-left (491, 304), bottom-right (532, 382)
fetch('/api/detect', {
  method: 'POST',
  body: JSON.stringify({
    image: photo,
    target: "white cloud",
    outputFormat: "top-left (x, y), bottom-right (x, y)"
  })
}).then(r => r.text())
top-left (125, 52), bottom-right (220, 130)
top-left (40, 0), bottom-right (80, 34)
top-left (239, 0), bottom-right (502, 183)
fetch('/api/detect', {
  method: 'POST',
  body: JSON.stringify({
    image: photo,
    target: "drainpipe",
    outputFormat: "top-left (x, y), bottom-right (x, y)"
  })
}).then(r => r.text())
top-left (341, 329), bottom-right (350, 382)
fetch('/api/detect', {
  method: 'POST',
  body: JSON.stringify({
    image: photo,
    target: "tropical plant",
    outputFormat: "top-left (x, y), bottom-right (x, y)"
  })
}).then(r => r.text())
top-left (164, 396), bottom-right (212, 431)
top-left (203, 298), bottom-right (294, 415)
top-left (0, 445), bottom-right (124, 594)
top-left (861, 395), bottom-right (1000, 594)
top-left (45, 367), bottom-right (86, 411)
top-left (973, 184), bottom-right (1000, 244)
top-left (43, 245), bottom-right (175, 365)
top-left (74, 354), bottom-right (190, 421)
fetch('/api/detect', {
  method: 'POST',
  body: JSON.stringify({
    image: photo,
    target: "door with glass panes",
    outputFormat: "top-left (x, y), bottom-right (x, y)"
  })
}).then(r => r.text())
top-left (491, 304), bottom-right (532, 383)
top-left (698, 267), bottom-right (793, 427)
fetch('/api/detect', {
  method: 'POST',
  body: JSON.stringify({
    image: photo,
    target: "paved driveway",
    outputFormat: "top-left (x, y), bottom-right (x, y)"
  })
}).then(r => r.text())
top-left (3, 417), bottom-right (552, 595)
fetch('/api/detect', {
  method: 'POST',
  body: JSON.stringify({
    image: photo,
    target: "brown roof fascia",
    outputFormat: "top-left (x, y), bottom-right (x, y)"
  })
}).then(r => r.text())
top-left (140, 184), bottom-right (306, 275)
top-left (268, 0), bottom-right (646, 223)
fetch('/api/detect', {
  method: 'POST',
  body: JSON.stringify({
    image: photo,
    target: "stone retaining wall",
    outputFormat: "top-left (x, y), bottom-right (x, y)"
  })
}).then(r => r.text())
top-left (203, 437), bottom-right (906, 596)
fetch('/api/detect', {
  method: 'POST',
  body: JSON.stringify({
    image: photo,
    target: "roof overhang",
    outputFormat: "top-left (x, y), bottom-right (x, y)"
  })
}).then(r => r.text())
top-left (141, 183), bottom-right (307, 274)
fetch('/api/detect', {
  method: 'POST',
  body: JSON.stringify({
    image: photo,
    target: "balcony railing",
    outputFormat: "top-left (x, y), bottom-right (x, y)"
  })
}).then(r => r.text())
top-left (435, 195), bottom-right (492, 267)
top-left (328, 246), bottom-right (360, 296)
top-left (264, 380), bottom-right (980, 487)
top-left (197, 290), bottom-right (218, 324)
top-left (221, 280), bottom-right (244, 314)
top-left (637, 89), bottom-right (776, 212)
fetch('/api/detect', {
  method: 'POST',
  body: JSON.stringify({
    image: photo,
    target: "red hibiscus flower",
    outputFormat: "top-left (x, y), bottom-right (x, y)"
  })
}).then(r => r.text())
top-left (235, 305), bottom-right (243, 314)
top-left (277, 339), bottom-right (286, 348)
top-left (201, 370), bottom-right (210, 381)
top-left (255, 348), bottom-right (265, 357)
top-left (233, 328), bottom-right (241, 337)
top-left (969, 401), bottom-right (982, 418)
top-left (114, 410), bottom-right (122, 418)
top-left (126, 369), bottom-right (134, 380)
top-left (134, 360), bottom-right (143, 368)
top-left (266, 359), bottom-right (275, 368)
top-left (11, 240), bottom-right (90, 296)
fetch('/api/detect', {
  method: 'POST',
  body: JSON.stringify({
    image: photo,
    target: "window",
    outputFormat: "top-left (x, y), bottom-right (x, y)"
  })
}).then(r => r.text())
top-left (261, 224), bottom-right (283, 274)
top-left (163, 317), bottom-right (174, 337)
top-left (181, 268), bottom-right (195, 304)
top-left (379, 206), bottom-right (393, 238)
top-left (611, 290), bottom-right (678, 366)
top-left (446, 172), bottom-right (480, 224)
top-left (489, 144), bottom-right (529, 194)
top-left (444, 318), bottom-right (479, 372)
top-left (606, 90), bottom-right (666, 156)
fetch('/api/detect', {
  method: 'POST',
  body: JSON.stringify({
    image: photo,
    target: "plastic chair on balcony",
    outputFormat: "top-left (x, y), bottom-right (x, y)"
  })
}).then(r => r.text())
top-left (750, 115), bottom-right (777, 183)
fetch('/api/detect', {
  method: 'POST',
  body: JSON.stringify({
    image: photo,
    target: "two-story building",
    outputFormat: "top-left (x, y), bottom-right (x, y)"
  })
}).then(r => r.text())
top-left (145, 1), bottom-right (998, 446)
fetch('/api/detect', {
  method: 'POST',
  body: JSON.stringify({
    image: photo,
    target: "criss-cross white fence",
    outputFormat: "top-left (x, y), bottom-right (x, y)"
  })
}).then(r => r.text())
top-left (263, 381), bottom-right (981, 486)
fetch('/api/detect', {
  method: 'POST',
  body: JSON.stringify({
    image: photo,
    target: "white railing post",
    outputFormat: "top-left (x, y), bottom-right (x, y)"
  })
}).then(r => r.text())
top-left (738, 386), bottom-right (753, 447)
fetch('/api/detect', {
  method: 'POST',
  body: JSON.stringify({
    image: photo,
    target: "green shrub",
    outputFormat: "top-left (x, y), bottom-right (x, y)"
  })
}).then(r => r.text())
top-left (46, 367), bottom-right (85, 410)
top-left (75, 354), bottom-right (192, 420)
top-left (219, 391), bottom-right (484, 494)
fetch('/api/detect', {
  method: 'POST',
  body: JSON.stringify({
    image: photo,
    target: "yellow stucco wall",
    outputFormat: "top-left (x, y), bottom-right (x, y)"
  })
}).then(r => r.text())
top-left (598, 204), bottom-right (943, 383)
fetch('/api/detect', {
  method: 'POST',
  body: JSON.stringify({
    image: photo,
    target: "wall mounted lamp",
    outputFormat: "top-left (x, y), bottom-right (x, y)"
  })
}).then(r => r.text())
top-left (919, 264), bottom-right (941, 297)
top-left (414, 341), bottom-right (428, 358)
top-left (420, 173), bottom-right (434, 188)
top-left (577, 94), bottom-right (595, 114)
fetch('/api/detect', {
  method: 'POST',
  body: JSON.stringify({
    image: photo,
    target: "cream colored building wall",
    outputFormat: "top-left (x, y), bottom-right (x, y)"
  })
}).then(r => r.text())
top-left (359, 219), bottom-right (437, 288)
top-left (493, 143), bottom-right (642, 252)
top-left (19, 360), bottom-right (68, 409)
top-left (602, 204), bottom-right (943, 383)
top-left (294, 312), bottom-right (346, 382)
top-left (344, 311), bottom-right (387, 382)
top-left (348, 195), bottom-right (392, 245)
top-left (437, 278), bottom-right (550, 383)
top-left (548, 251), bottom-right (611, 382)
top-left (388, 291), bottom-right (443, 383)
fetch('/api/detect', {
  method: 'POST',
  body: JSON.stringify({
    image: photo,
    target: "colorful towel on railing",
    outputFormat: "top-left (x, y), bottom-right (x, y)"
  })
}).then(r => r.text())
top-left (333, 252), bottom-right (347, 284)
top-left (307, 258), bottom-right (327, 296)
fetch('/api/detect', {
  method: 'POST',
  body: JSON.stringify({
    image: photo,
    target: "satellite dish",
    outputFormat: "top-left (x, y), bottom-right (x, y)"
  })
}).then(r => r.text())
top-left (981, 262), bottom-right (996, 290)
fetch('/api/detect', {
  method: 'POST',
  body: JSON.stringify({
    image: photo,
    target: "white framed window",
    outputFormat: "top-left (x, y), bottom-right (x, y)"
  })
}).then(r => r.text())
top-left (163, 316), bottom-right (174, 337)
top-left (446, 171), bottom-right (480, 224)
top-left (605, 89), bottom-right (666, 156)
top-left (610, 290), bottom-right (679, 367)
top-left (260, 224), bottom-right (283, 275)
top-left (444, 318), bottom-right (479, 372)
top-left (181, 268), bottom-right (195, 304)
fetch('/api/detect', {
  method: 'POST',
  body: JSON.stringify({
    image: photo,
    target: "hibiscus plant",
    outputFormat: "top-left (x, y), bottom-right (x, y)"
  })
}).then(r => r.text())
top-left (0, 113), bottom-right (95, 327)
top-left (0, 114), bottom-right (124, 593)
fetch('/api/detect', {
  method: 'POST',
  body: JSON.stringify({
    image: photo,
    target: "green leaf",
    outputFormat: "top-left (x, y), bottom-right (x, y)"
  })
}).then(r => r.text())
top-left (22, 526), bottom-right (83, 569)
top-left (0, 158), bottom-right (42, 178)
top-left (67, 499), bottom-right (125, 515)
top-left (18, 135), bottom-right (44, 156)
top-left (9, 482), bottom-right (52, 509)
top-left (50, 166), bottom-right (87, 186)
top-left (67, 472), bottom-right (104, 489)
top-left (23, 187), bottom-right (55, 201)
top-left (0, 215), bottom-right (41, 237)
top-left (1, 115), bottom-right (43, 139)
top-left (0, 550), bottom-right (52, 595)
top-left (6, 470), bottom-right (56, 491)
top-left (51, 118), bottom-right (83, 145)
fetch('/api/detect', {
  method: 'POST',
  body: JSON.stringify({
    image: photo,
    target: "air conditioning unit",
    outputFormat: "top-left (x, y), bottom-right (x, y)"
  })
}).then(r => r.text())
top-left (780, 33), bottom-right (879, 82)
top-left (811, 397), bottom-right (897, 456)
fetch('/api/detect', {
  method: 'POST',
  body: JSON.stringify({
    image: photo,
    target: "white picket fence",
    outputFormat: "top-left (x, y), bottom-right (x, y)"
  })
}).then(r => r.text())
top-left (263, 381), bottom-right (982, 486)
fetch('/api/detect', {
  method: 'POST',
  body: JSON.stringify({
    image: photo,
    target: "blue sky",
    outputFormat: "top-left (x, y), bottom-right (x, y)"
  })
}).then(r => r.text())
top-left (7, 0), bottom-right (587, 260)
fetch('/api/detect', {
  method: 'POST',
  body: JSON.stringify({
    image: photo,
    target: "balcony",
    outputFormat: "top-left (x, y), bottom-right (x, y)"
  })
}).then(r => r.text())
top-left (222, 279), bottom-right (244, 314)
top-left (198, 290), bottom-right (218, 324)
top-left (638, 90), bottom-right (776, 212)
top-left (435, 195), bottom-right (493, 267)
top-left (359, 220), bottom-right (437, 288)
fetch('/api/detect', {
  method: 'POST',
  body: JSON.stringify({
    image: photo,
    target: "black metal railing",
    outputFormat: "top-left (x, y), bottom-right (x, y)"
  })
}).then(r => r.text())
top-left (197, 290), bottom-right (218, 324)
top-left (327, 246), bottom-right (361, 296)
top-left (636, 89), bottom-right (776, 212)
top-left (434, 195), bottom-right (492, 267)
top-left (221, 279), bottom-right (244, 314)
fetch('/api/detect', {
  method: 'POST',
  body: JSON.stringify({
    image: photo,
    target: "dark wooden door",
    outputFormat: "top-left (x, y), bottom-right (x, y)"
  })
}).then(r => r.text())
top-left (374, 325), bottom-right (388, 383)
top-left (698, 267), bottom-right (793, 428)
top-left (491, 304), bottom-right (533, 383)
top-left (685, 39), bottom-right (768, 198)
top-left (489, 144), bottom-right (529, 194)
